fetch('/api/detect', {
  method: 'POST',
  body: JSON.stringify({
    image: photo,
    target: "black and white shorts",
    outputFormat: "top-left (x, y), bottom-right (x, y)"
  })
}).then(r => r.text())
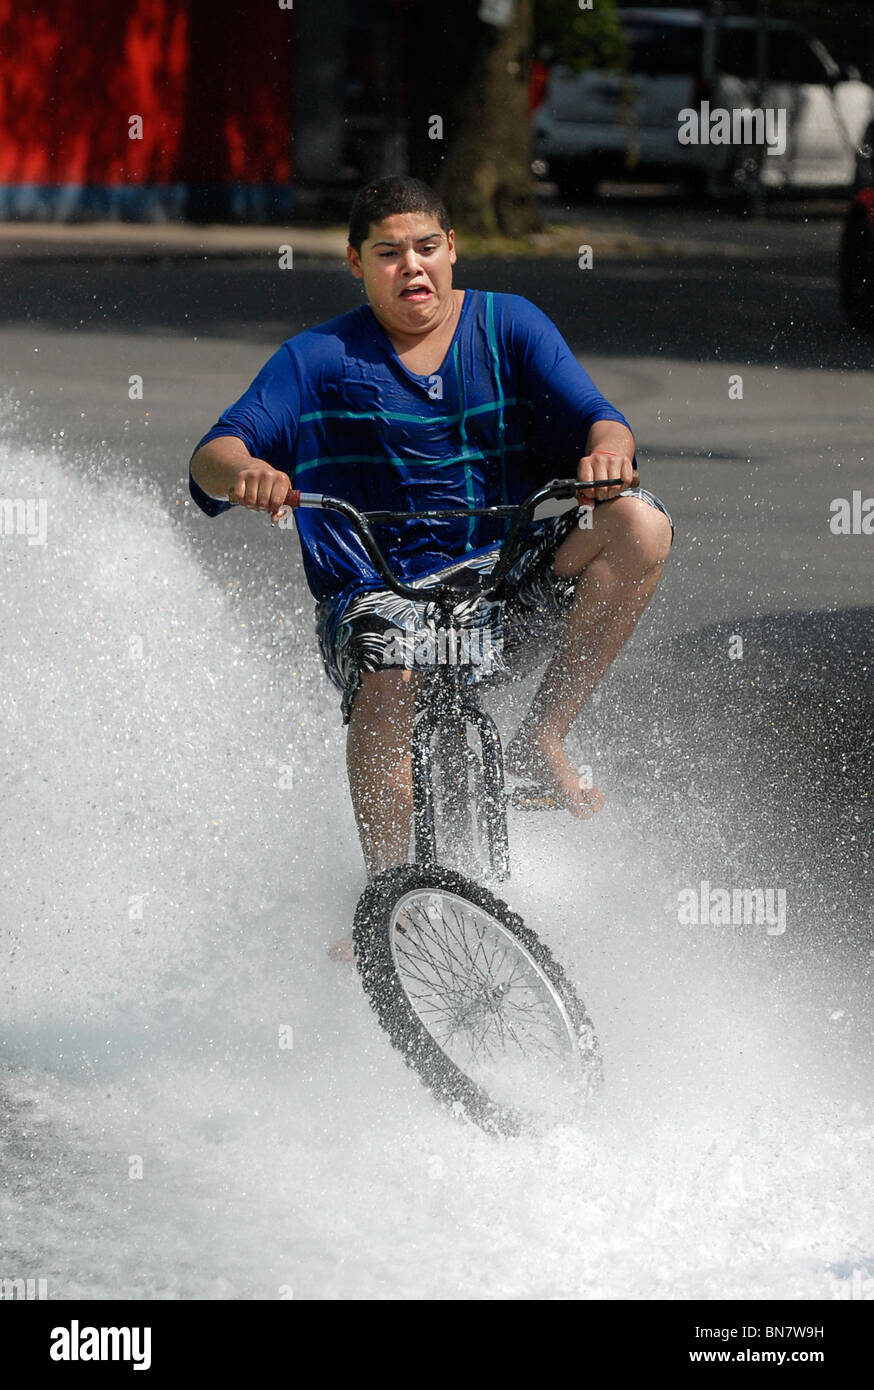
top-left (317, 487), bottom-right (673, 724)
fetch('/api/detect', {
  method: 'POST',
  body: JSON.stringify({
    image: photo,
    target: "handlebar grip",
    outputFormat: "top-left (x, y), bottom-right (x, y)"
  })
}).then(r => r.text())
top-left (577, 468), bottom-right (640, 492)
top-left (226, 487), bottom-right (302, 510)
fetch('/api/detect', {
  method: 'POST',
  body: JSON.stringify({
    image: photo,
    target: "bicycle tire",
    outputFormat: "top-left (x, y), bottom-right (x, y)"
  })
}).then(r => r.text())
top-left (353, 863), bottom-right (602, 1136)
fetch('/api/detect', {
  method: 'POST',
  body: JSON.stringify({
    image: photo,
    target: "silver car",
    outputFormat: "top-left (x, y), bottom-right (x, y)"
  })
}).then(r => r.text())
top-left (532, 6), bottom-right (874, 200)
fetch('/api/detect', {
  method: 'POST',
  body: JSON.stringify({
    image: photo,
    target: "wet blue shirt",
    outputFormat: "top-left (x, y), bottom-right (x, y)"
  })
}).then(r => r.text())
top-left (189, 288), bottom-right (632, 625)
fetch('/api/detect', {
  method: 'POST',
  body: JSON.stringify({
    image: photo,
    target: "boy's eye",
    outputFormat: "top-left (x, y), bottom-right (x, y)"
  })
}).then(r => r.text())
top-left (379, 244), bottom-right (439, 258)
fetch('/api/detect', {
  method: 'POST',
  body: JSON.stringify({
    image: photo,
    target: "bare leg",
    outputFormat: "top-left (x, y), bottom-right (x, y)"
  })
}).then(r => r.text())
top-left (506, 497), bottom-right (672, 817)
top-left (346, 667), bottom-right (422, 879)
top-left (327, 669), bottom-right (421, 960)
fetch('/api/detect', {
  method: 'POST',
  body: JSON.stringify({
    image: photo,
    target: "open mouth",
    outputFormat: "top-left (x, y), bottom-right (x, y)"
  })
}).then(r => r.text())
top-left (400, 285), bottom-right (432, 299)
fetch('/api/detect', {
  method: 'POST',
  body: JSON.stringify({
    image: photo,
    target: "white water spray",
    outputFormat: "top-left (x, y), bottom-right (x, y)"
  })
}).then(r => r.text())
top-left (1, 440), bottom-right (871, 1299)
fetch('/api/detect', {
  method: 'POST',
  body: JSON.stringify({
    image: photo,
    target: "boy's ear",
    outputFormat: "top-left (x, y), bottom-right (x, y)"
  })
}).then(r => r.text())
top-left (346, 244), bottom-right (364, 278)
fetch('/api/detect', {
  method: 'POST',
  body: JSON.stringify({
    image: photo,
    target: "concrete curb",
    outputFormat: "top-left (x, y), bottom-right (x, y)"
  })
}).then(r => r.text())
top-left (0, 219), bottom-right (765, 263)
top-left (0, 222), bottom-right (350, 262)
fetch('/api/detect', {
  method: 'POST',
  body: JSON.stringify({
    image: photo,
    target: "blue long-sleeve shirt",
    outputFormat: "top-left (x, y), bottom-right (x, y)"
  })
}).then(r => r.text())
top-left (189, 288), bottom-right (632, 625)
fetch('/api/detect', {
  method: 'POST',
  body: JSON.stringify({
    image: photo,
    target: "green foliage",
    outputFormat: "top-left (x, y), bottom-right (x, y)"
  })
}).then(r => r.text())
top-left (534, 0), bottom-right (628, 72)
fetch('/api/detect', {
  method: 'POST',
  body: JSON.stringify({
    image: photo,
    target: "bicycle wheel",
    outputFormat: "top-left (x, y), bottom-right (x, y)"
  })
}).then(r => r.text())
top-left (353, 863), bottom-right (602, 1136)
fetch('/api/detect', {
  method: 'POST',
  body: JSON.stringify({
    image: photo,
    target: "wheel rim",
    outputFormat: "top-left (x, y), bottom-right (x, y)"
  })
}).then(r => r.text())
top-left (388, 888), bottom-right (595, 1113)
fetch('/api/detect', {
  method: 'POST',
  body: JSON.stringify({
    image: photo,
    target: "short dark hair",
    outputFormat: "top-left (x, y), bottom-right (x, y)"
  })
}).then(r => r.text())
top-left (348, 176), bottom-right (452, 252)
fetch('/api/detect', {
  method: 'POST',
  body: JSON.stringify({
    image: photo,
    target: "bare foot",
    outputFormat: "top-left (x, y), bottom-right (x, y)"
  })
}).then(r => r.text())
top-left (327, 936), bottom-right (355, 964)
top-left (506, 728), bottom-right (605, 820)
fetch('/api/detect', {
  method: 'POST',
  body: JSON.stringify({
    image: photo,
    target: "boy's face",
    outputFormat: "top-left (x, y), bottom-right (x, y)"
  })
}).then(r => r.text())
top-left (346, 212), bottom-right (457, 336)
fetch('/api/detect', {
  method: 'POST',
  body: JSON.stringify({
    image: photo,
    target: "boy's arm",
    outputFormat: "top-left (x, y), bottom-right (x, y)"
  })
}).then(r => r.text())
top-left (508, 294), bottom-right (636, 500)
top-left (190, 339), bottom-right (301, 517)
top-left (190, 435), bottom-right (292, 517)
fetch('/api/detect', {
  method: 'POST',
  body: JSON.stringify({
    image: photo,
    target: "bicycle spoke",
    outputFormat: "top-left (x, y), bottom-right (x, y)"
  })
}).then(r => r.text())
top-left (389, 889), bottom-right (584, 1105)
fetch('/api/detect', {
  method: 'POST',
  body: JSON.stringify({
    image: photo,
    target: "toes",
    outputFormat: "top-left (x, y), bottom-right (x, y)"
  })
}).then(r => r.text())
top-left (561, 786), bottom-right (604, 819)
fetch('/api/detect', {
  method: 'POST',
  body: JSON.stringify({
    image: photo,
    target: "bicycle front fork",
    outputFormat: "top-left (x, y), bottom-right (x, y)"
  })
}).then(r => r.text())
top-left (411, 683), bottom-right (510, 880)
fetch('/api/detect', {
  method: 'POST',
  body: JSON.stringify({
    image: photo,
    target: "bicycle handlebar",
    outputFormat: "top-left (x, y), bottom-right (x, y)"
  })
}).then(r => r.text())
top-left (274, 471), bottom-right (640, 603)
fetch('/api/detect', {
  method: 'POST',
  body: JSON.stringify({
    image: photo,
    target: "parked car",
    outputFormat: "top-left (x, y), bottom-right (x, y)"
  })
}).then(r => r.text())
top-left (532, 6), bottom-right (874, 200)
top-left (840, 119), bottom-right (874, 329)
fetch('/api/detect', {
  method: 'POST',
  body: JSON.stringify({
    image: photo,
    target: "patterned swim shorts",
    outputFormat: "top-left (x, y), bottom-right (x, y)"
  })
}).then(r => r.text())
top-left (316, 487), bottom-right (673, 724)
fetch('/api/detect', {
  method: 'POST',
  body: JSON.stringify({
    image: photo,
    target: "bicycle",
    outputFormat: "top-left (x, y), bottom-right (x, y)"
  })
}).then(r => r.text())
top-left (276, 472), bottom-right (637, 1136)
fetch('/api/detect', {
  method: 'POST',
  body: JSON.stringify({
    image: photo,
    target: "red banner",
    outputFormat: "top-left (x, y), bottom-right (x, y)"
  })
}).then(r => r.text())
top-left (0, 0), bottom-right (294, 186)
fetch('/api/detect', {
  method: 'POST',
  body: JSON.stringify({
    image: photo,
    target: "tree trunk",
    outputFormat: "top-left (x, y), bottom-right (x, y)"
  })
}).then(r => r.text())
top-left (437, 0), bottom-right (540, 238)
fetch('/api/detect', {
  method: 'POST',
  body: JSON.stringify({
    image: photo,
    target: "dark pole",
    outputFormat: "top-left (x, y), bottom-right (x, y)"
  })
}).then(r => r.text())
top-left (751, 0), bottom-right (769, 218)
top-left (702, 0), bottom-right (722, 199)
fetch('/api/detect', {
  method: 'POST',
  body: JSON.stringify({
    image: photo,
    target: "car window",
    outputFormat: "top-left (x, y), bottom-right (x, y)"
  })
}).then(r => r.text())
top-left (717, 26), bottom-right (832, 84)
top-left (623, 21), bottom-right (703, 77)
top-left (718, 29), bottom-right (758, 80)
